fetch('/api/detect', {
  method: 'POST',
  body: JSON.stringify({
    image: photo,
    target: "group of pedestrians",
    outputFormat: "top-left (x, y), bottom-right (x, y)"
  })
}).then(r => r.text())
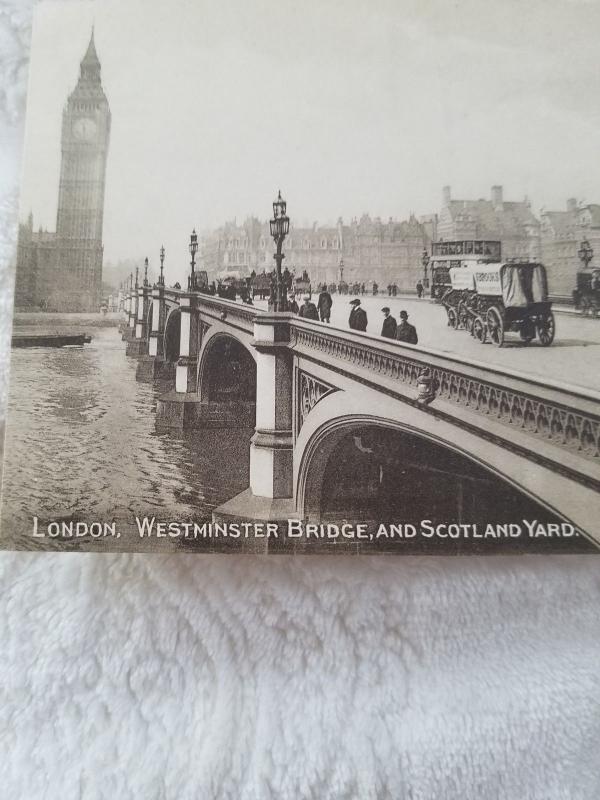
top-left (288, 288), bottom-right (419, 345)
top-left (292, 285), bottom-right (333, 323)
top-left (348, 299), bottom-right (418, 343)
top-left (380, 306), bottom-right (418, 344)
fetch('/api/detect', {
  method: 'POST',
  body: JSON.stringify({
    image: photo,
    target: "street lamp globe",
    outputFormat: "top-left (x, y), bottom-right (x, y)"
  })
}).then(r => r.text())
top-left (159, 245), bottom-right (165, 287)
top-left (269, 190), bottom-right (290, 311)
top-left (270, 191), bottom-right (290, 240)
top-left (189, 229), bottom-right (198, 257)
top-left (189, 229), bottom-right (199, 290)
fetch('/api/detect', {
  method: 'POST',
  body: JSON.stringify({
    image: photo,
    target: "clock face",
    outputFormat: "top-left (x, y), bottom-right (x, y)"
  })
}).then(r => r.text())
top-left (73, 117), bottom-right (97, 141)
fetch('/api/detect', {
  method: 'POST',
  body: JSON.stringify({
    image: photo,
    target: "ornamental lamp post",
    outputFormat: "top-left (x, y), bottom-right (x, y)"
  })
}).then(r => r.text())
top-left (134, 265), bottom-right (139, 290)
top-left (339, 258), bottom-right (344, 284)
top-left (269, 190), bottom-right (290, 312)
top-left (578, 238), bottom-right (593, 270)
top-left (143, 257), bottom-right (149, 287)
top-left (188, 229), bottom-right (198, 291)
top-left (159, 246), bottom-right (165, 286)
top-left (421, 248), bottom-right (430, 287)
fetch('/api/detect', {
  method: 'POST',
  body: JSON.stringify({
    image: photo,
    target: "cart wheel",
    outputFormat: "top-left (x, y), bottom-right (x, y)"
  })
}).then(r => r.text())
top-left (536, 312), bottom-right (555, 346)
top-left (447, 307), bottom-right (459, 329)
top-left (519, 320), bottom-right (535, 344)
top-left (486, 307), bottom-right (504, 347)
top-left (473, 316), bottom-right (487, 343)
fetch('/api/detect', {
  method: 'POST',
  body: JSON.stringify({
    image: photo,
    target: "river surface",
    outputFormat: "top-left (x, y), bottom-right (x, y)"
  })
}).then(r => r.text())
top-left (1, 320), bottom-right (252, 552)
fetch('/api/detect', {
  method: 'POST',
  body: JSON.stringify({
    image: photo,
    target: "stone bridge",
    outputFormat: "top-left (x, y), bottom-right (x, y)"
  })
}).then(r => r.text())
top-left (120, 283), bottom-right (600, 550)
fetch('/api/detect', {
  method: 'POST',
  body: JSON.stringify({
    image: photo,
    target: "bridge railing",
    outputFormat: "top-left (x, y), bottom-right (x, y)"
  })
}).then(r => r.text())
top-left (289, 318), bottom-right (600, 470)
top-left (194, 293), bottom-right (261, 333)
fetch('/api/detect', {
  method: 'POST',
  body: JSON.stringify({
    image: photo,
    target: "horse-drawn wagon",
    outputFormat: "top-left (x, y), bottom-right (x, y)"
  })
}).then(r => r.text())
top-left (443, 261), bottom-right (555, 347)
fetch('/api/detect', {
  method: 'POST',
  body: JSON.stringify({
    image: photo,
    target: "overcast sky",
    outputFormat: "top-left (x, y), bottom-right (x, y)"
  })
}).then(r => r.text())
top-left (19, 0), bottom-right (600, 280)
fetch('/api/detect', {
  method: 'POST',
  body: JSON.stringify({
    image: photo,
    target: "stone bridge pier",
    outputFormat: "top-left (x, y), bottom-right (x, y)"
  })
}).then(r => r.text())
top-left (126, 282), bottom-right (151, 357)
top-left (121, 287), bottom-right (136, 341)
top-left (135, 284), bottom-right (177, 382)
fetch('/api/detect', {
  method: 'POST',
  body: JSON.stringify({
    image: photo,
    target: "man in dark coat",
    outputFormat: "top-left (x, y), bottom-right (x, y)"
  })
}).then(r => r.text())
top-left (349, 298), bottom-right (368, 331)
top-left (396, 310), bottom-right (418, 344)
top-left (299, 295), bottom-right (319, 320)
top-left (317, 285), bottom-right (333, 323)
top-left (287, 294), bottom-right (299, 314)
top-left (381, 307), bottom-right (397, 339)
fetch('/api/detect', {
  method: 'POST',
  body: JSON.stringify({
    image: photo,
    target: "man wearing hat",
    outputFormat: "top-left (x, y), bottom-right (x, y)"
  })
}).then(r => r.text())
top-left (299, 294), bottom-right (319, 320)
top-left (349, 298), bottom-right (368, 331)
top-left (288, 293), bottom-right (299, 314)
top-left (317, 284), bottom-right (333, 323)
top-left (380, 307), bottom-right (397, 339)
top-left (396, 310), bottom-right (418, 344)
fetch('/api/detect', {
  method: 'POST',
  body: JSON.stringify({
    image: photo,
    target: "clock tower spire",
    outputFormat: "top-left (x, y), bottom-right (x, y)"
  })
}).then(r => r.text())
top-left (55, 29), bottom-right (111, 307)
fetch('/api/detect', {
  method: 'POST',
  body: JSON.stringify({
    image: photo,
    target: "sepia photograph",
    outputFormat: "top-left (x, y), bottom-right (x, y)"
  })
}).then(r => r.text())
top-left (1, 0), bottom-right (599, 555)
top-left (1, 2), bottom-right (600, 798)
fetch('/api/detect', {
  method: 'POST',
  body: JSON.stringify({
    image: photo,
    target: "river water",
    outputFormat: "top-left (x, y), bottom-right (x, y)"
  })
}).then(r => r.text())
top-left (0, 319), bottom-right (252, 552)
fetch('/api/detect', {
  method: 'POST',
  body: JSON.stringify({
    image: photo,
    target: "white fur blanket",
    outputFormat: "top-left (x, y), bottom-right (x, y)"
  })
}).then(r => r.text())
top-left (1, 553), bottom-right (600, 799)
top-left (1, 4), bottom-right (600, 798)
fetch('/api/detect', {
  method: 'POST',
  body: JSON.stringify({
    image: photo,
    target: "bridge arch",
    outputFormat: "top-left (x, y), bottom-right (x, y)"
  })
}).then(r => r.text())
top-left (294, 395), bottom-right (592, 551)
top-left (197, 332), bottom-right (257, 426)
top-left (299, 414), bottom-right (558, 520)
top-left (163, 307), bottom-right (181, 363)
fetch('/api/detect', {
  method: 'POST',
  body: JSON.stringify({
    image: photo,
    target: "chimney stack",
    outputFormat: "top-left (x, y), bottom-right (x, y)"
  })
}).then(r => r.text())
top-left (442, 186), bottom-right (451, 207)
top-left (491, 185), bottom-right (503, 209)
top-left (567, 198), bottom-right (577, 212)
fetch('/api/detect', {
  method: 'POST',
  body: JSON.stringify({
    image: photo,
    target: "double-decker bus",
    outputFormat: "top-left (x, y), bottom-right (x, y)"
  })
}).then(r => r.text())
top-left (429, 240), bottom-right (501, 301)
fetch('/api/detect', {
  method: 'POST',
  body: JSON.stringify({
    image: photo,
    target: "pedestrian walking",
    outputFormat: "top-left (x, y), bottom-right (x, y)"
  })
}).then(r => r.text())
top-left (416, 280), bottom-right (424, 299)
top-left (288, 293), bottom-right (299, 314)
top-left (380, 307), bottom-right (397, 339)
top-left (299, 294), bottom-right (319, 320)
top-left (349, 298), bottom-right (368, 331)
top-left (317, 284), bottom-right (333, 323)
top-left (396, 310), bottom-right (418, 344)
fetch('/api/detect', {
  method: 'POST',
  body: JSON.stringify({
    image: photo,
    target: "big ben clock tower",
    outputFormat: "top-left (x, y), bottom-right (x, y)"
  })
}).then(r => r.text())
top-left (55, 30), bottom-right (111, 309)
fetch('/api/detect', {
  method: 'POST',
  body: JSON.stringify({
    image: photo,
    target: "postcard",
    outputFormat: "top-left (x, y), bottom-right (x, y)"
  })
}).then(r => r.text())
top-left (1, 0), bottom-right (599, 555)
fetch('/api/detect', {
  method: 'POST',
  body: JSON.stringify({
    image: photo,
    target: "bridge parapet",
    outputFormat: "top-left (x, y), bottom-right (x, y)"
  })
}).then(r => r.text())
top-left (290, 319), bottom-right (600, 491)
top-left (195, 293), bottom-right (261, 332)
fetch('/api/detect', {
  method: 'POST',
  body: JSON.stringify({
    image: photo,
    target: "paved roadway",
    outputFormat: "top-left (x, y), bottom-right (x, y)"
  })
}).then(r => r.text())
top-left (255, 295), bottom-right (600, 393)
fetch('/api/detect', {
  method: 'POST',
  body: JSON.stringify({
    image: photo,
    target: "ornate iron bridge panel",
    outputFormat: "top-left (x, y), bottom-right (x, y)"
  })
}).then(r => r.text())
top-left (297, 369), bottom-right (339, 437)
top-left (291, 324), bottom-right (600, 464)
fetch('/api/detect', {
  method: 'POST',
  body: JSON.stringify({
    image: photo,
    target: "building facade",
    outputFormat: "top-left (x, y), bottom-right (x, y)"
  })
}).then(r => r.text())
top-left (437, 185), bottom-right (540, 262)
top-left (540, 199), bottom-right (600, 298)
top-left (15, 32), bottom-right (111, 311)
top-left (201, 214), bottom-right (431, 291)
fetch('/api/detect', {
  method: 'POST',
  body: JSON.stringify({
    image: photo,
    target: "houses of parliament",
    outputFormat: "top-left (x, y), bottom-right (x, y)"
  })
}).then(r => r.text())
top-left (15, 31), bottom-right (111, 312)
